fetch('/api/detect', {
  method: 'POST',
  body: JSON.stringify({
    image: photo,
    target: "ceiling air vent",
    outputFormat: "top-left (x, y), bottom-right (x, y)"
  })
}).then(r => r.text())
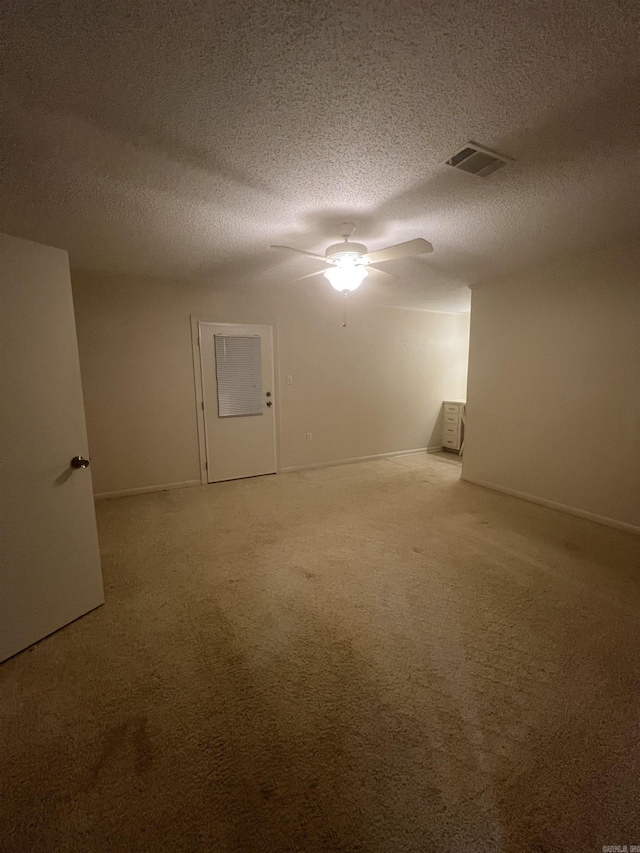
top-left (445, 143), bottom-right (511, 177)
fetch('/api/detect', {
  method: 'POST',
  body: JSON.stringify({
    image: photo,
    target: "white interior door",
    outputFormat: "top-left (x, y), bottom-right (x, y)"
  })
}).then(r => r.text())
top-left (1, 233), bottom-right (104, 663)
top-left (199, 322), bottom-right (277, 483)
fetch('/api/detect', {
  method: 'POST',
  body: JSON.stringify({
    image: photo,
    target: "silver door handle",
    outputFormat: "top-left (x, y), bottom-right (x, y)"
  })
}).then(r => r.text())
top-left (71, 456), bottom-right (90, 469)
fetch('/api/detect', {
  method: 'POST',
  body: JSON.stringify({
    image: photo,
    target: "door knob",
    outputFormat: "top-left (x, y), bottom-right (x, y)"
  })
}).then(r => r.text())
top-left (266, 401), bottom-right (273, 407)
top-left (71, 456), bottom-right (90, 469)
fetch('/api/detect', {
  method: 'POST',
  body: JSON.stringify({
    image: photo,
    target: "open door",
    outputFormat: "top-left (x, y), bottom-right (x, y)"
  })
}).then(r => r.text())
top-left (1, 233), bottom-right (104, 663)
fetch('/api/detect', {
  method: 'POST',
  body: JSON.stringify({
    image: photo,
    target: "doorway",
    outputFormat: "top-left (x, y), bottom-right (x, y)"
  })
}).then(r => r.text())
top-left (195, 322), bottom-right (277, 483)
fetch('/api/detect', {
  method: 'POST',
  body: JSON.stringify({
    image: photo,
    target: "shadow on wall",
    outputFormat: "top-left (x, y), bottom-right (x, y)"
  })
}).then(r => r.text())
top-left (428, 405), bottom-right (444, 449)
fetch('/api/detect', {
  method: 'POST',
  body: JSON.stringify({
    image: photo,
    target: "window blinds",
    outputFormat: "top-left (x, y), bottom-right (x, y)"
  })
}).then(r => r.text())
top-left (214, 335), bottom-right (263, 418)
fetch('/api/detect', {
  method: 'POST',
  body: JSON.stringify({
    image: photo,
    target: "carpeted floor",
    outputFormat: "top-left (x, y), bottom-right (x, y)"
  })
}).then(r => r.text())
top-left (2, 452), bottom-right (639, 852)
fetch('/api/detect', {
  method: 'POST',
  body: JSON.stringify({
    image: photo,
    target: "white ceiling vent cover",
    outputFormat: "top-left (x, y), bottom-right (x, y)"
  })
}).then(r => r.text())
top-left (445, 143), bottom-right (511, 177)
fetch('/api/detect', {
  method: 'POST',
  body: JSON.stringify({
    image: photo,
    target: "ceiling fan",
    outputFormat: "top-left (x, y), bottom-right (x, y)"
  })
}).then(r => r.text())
top-left (270, 223), bottom-right (433, 293)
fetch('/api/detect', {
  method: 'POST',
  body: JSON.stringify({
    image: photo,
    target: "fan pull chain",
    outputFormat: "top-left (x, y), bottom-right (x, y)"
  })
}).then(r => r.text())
top-left (342, 291), bottom-right (349, 327)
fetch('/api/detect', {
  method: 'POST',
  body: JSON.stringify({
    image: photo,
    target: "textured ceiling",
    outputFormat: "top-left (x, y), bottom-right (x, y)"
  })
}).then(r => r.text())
top-left (1, 0), bottom-right (639, 311)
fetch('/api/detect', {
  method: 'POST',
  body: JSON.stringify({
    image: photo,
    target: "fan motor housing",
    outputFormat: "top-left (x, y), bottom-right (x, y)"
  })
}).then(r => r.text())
top-left (325, 241), bottom-right (368, 262)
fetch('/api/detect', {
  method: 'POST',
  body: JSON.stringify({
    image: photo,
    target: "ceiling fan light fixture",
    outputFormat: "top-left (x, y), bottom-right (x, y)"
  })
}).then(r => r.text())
top-left (324, 264), bottom-right (368, 292)
top-left (272, 226), bottom-right (432, 294)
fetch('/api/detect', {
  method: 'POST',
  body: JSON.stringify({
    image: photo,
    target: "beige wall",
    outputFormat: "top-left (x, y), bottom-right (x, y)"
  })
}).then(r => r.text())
top-left (71, 272), bottom-right (470, 496)
top-left (462, 242), bottom-right (640, 531)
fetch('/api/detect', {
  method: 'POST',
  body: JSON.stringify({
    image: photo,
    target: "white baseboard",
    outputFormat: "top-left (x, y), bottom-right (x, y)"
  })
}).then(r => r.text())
top-left (95, 449), bottom-right (447, 497)
top-left (461, 475), bottom-right (640, 535)
top-left (280, 447), bottom-right (429, 474)
top-left (94, 479), bottom-right (201, 500)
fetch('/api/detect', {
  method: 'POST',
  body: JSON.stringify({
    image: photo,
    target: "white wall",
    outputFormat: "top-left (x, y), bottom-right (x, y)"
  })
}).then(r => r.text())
top-left (462, 242), bottom-right (640, 531)
top-left (71, 272), bottom-right (470, 496)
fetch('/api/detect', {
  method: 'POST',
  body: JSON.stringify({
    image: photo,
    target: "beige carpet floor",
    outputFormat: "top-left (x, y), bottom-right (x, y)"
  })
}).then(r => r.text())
top-left (2, 453), bottom-right (639, 852)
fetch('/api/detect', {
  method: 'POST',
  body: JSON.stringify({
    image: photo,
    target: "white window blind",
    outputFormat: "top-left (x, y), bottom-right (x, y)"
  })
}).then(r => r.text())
top-left (214, 335), bottom-right (263, 418)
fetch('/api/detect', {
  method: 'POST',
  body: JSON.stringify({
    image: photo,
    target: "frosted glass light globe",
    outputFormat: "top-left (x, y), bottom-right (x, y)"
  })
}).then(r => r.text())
top-left (324, 264), bottom-right (368, 292)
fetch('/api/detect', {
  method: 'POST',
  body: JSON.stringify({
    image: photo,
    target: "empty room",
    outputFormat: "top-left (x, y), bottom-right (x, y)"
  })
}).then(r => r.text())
top-left (1, 1), bottom-right (639, 851)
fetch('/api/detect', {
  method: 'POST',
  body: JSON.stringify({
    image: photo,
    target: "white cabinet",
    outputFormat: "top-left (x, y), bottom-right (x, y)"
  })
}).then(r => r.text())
top-left (442, 400), bottom-right (465, 453)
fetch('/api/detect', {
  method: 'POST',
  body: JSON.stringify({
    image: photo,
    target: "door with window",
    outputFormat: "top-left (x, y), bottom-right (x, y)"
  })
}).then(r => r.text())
top-left (198, 322), bottom-right (277, 483)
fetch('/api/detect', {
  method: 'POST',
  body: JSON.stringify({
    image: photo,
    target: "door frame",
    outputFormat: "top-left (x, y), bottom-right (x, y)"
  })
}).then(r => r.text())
top-left (190, 316), bottom-right (280, 485)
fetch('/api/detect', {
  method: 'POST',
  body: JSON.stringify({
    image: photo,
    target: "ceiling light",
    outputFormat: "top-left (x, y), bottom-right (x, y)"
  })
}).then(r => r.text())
top-left (324, 264), bottom-right (368, 292)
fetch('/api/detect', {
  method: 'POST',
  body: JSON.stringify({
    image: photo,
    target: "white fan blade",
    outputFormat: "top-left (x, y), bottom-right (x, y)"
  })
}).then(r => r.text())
top-left (270, 245), bottom-right (331, 264)
top-left (367, 265), bottom-right (400, 280)
top-left (363, 238), bottom-right (433, 264)
top-left (292, 269), bottom-right (329, 282)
